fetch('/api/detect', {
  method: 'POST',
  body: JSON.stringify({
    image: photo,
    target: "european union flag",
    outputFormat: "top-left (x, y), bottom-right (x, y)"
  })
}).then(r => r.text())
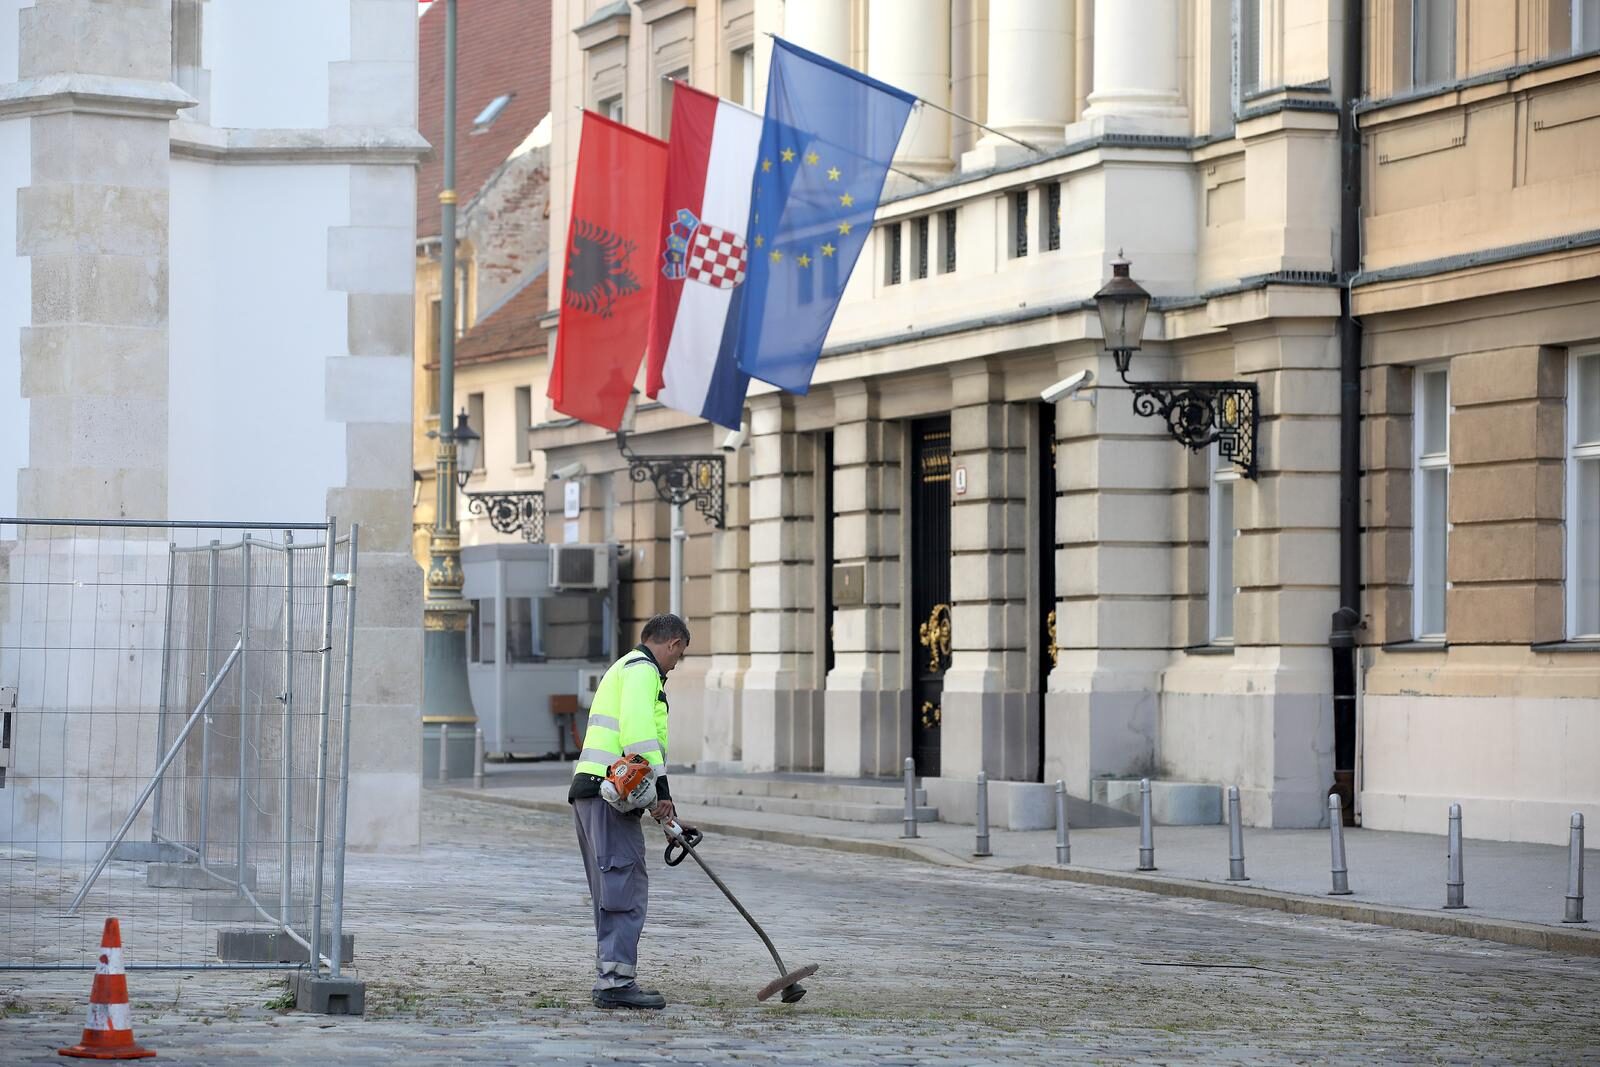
top-left (732, 37), bottom-right (915, 394)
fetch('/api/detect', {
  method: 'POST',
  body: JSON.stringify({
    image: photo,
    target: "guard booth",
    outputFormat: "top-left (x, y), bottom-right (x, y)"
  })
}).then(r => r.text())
top-left (461, 542), bottom-right (620, 759)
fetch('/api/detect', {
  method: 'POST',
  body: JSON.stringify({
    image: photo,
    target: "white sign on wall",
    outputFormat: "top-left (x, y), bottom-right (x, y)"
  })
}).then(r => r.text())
top-left (953, 465), bottom-right (967, 496)
top-left (564, 480), bottom-right (581, 518)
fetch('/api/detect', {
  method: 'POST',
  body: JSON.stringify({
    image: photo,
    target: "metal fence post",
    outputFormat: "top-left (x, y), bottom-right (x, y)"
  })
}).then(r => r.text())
top-left (439, 724), bottom-right (451, 783)
top-left (1138, 778), bottom-right (1155, 871)
top-left (238, 536), bottom-right (252, 889)
top-left (151, 541), bottom-right (177, 839)
top-left (280, 531), bottom-right (296, 930)
top-left (1227, 785), bottom-right (1247, 881)
top-left (974, 772), bottom-right (991, 857)
top-left (1054, 780), bottom-right (1070, 865)
top-left (198, 538), bottom-right (220, 868)
top-left (1564, 812), bottom-right (1585, 924)
top-left (308, 519), bottom-right (338, 973)
top-left (1328, 793), bottom-right (1352, 895)
top-left (473, 728), bottom-right (485, 789)
top-left (330, 525), bottom-right (360, 977)
top-left (901, 757), bottom-right (918, 839)
top-left (1445, 803), bottom-right (1466, 909)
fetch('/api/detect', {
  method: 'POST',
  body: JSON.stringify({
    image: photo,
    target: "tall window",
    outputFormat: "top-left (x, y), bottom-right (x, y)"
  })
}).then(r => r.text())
top-left (1045, 183), bottom-right (1061, 251)
top-left (600, 95), bottom-right (624, 123)
top-left (884, 222), bottom-right (902, 285)
top-left (514, 386), bottom-right (532, 465)
top-left (466, 392), bottom-right (486, 472)
top-left (1011, 191), bottom-right (1029, 258)
top-left (1569, 350), bottom-right (1600, 638)
top-left (658, 68), bottom-right (688, 138)
top-left (1208, 447), bottom-right (1238, 644)
top-left (1235, 0), bottom-right (1263, 104)
top-left (914, 215), bottom-right (930, 280)
top-left (1577, 0), bottom-right (1600, 52)
top-left (941, 209), bottom-right (958, 274)
top-left (1413, 366), bottom-right (1451, 640)
top-left (1412, 0), bottom-right (1456, 88)
top-left (731, 46), bottom-right (756, 107)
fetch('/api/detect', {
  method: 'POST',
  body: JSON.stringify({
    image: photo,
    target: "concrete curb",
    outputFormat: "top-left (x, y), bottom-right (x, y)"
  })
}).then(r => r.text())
top-left (443, 789), bottom-right (1600, 958)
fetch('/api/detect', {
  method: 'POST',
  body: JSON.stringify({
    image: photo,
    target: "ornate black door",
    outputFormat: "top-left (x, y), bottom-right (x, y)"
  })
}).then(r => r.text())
top-left (910, 418), bottom-right (951, 778)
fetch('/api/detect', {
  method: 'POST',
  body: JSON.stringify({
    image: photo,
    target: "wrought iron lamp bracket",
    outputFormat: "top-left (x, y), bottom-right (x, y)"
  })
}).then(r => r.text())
top-left (1114, 361), bottom-right (1260, 479)
top-left (615, 432), bottom-right (727, 528)
top-left (464, 491), bottom-right (546, 542)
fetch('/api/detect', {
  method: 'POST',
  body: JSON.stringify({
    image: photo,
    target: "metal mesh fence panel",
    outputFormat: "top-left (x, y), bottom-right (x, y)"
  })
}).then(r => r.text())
top-left (0, 518), bottom-right (358, 975)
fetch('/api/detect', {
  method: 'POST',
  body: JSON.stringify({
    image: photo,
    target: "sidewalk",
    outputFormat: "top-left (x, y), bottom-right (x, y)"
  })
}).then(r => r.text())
top-left (441, 763), bottom-right (1600, 958)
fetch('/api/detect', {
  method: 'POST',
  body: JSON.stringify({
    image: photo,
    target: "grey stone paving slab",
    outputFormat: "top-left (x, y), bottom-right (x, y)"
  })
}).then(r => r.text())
top-left (2, 791), bottom-right (1597, 1064)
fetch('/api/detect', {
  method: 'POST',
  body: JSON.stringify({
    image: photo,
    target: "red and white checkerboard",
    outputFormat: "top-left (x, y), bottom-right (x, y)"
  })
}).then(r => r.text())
top-left (685, 225), bottom-right (747, 289)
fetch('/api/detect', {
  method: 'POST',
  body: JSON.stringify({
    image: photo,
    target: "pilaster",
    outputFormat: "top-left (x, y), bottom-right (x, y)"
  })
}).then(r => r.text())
top-left (702, 441), bottom-right (751, 765)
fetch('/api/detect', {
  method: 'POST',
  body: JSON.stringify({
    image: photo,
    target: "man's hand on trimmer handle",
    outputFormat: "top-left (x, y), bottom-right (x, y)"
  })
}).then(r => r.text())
top-left (650, 798), bottom-right (677, 824)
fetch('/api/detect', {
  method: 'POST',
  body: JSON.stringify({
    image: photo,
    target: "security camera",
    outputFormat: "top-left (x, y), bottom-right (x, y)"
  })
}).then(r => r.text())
top-left (551, 460), bottom-right (586, 480)
top-left (1040, 369), bottom-right (1094, 404)
top-left (720, 424), bottom-right (748, 452)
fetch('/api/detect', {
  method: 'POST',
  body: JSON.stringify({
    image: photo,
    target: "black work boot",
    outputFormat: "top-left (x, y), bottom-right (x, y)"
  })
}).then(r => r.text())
top-left (591, 984), bottom-right (666, 1010)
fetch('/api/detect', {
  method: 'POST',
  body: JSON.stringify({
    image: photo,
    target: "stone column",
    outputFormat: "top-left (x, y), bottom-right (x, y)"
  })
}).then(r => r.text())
top-left (783, 0), bottom-right (851, 63)
top-left (701, 443), bottom-right (751, 768)
top-left (1045, 348), bottom-right (1172, 796)
top-left (868, 0), bottom-right (951, 175)
top-left (964, 0), bottom-right (1073, 169)
top-left (940, 368), bottom-right (1032, 781)
top-left (1081, 0), bottom-right (1184, 131)
top-left (741, 396), bottom-right (822, 771)
top-left (824, 382), bottom-right (906, 777)
top-left (16, 0), bottom-right (190, 519)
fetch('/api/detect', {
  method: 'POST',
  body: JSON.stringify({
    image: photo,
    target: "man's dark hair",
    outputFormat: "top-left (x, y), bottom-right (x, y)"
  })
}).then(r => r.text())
top-left (640, 613), bottom-right (691, 646)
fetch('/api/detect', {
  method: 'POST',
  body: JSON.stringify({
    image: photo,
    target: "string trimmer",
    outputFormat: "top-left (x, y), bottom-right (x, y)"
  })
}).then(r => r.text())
top-left (662, 820), bottom-right (818, 1003)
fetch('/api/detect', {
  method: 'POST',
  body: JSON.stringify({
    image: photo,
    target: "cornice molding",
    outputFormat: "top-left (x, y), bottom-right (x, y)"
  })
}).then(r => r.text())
top-left (0, 73), bottom-right (195, 121)
top-left (170, 124), bottom-right (431, 165)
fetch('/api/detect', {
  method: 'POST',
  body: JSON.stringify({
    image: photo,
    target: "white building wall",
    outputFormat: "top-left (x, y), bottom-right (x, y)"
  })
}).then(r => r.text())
top-left (0, 118), bottom-right (28, 519)
top-left (204, 0), bottom-right (349, 131)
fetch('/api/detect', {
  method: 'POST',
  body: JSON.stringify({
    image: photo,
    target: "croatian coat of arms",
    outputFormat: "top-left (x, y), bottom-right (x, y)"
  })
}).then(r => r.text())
top-left (661, 208), bottom-right (747, 289)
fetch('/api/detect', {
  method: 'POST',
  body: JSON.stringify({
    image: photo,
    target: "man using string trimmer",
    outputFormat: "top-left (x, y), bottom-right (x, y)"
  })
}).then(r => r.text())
top-left (569, 613), bottom-right (691, 1010)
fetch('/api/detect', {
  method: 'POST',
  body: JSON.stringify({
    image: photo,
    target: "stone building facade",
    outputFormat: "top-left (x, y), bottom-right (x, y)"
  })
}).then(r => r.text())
top-left (526, 0), bottom-right (1598, 844)
top-left (0, 0), bottom-right (428, 849)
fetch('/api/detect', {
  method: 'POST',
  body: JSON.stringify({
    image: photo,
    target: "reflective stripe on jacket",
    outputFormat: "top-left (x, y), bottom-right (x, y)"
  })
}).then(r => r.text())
top-left (574, 645), bottom-right (669, 785)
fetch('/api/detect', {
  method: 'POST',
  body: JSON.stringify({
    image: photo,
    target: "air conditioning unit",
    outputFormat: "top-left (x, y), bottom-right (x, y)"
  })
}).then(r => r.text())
top-left (575, 668), bottom-right (606, 710)
top-left (551, 544), bottom-right (608, 590)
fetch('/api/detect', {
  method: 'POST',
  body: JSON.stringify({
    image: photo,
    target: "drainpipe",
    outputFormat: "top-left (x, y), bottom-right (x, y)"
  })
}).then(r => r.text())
top-left (1329, 0), bottom-right (1365, 824)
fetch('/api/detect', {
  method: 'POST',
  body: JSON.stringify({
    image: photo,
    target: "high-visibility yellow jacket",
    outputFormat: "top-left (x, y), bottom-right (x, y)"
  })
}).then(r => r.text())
top-left (568, 644), bottom-right (671, 803)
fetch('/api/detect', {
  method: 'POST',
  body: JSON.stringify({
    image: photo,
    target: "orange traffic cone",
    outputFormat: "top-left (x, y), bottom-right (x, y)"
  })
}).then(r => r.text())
top-left (58, 918), bottom-right (156, 1060)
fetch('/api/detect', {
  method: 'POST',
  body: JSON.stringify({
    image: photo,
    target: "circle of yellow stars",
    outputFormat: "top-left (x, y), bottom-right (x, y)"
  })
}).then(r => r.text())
top-left (754, 144), bottom-right (853, 269)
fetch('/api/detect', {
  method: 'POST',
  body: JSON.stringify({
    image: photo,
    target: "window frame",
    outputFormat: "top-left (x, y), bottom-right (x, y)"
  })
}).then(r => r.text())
top-left (599, 94), bottom-right (624, 123)
top-left (914, 215), bottom-right (930, 280)
top-left (1011, 190), bottom-right (1029, 259)
top-left (1577, 0), bottom-right (1600, 53)
top-left (1411, 0), bottom-right (1457, 89)
top-left (1208, 445), bottom-right (1239, 645)
top-left (514, 385), bottom-right (533, 465)
top-left (883, 222), bottom-right (903, 286)
top-left (1412, 365), bottom-right (1451, 641)
top-left (466, 391), bottom-right (486, 473)
top-left (1567, 347), bottom-right (1600, 639)
top-left (731, 45), bottom-right (756, 108)
top-left (1232, 0), bottom-right (1263, 112)
top-left (941, 209), bottom-right (957, 274)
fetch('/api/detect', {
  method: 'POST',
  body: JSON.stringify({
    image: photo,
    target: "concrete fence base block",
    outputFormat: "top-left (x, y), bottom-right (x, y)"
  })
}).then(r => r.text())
top-left (293, 972), bottom-right (365, 1016)
top-left (217, 928), bottom-right (355, 964)
top-left (147, 862), bottom-right (257, 891)
top-left (1093, 778), bottom-right (1224, 825)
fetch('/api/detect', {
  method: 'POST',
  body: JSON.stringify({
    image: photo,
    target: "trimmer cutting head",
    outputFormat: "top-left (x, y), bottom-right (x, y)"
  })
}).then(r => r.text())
top-left (757, 963), bottom-right (819, 1004)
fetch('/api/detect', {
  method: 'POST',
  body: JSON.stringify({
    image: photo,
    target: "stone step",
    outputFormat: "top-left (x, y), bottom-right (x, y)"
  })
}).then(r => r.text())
top-left (1091, 778), bottom-right (1224, 826)
top-left (147, 862), bottom-right (257, 891)
top-left (678, 773), bottom-right (918, 808)
top-left (677, 790), bottom-right (938, 824)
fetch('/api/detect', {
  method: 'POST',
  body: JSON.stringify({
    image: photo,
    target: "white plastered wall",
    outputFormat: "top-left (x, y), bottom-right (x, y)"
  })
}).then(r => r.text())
top-left (0, 0), bottom-right (36, 516)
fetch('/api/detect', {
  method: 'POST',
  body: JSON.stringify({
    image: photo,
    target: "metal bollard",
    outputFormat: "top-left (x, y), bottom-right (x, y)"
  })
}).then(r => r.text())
top-left (1565, 812), bottom-right (1586, 924)
top-left (901, 757), bottom-right (918, 839)
top-left (1445, 803), bottom-right (1466, 909)
top-left (1138, 778), bottom-right (1156, 871)
top-left (1227, 785), bottom-right (1247, 881)
top-left (473, 727), bottom-right (485, 789)
top-left (974, 772), bottom-right (992, 857)
top-left (1328, 793), bottom-right (1352, 895)
top-left (438, 724), bottom-right (450, 783)
top-left (1054, 780), bottom-right (1071, 865)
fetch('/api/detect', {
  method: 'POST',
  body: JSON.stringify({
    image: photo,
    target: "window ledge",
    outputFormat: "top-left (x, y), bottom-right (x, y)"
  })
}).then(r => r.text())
top-left (1531, 640), bottom-right (1600, 654)
top-left (1184, 643), bottom-right (1235, 656)
top-left (1381, 640), bottom-right (1448, 653)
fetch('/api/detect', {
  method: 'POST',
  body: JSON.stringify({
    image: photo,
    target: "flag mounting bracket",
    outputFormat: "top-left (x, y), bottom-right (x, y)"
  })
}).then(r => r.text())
top-left (615, 432), bottom-right (726, 528)
top-left (464, 491), bottom-right (546, 542)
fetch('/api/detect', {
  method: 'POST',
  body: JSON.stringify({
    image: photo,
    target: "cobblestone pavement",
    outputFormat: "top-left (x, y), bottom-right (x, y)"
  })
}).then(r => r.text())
top-left (4, 792), bottom-right (1598, 1064)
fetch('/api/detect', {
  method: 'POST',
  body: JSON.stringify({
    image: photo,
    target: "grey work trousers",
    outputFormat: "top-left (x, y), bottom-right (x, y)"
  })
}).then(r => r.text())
top-left (573, 796), bottom-right (648, 991)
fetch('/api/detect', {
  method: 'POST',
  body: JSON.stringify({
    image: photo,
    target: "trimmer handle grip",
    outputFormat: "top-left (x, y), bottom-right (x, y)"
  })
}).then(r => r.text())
top-left (663, 821), bottom-right (703, 866)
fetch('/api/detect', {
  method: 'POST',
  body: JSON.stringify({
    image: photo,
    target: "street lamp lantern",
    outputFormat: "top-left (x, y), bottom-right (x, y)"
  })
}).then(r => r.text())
top-left (1093, 253), bottom-right (1150, 366)
top-left (453, 409), bottom-right (480, 489)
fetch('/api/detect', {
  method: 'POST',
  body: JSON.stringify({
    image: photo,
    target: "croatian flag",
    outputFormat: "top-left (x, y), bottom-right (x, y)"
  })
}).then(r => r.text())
top-left (644, 84), bottom-right (763, 430)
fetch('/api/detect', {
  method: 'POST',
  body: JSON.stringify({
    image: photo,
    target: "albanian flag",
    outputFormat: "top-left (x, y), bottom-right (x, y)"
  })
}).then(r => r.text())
top-left (548, 111), bottom-right (669, 431)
